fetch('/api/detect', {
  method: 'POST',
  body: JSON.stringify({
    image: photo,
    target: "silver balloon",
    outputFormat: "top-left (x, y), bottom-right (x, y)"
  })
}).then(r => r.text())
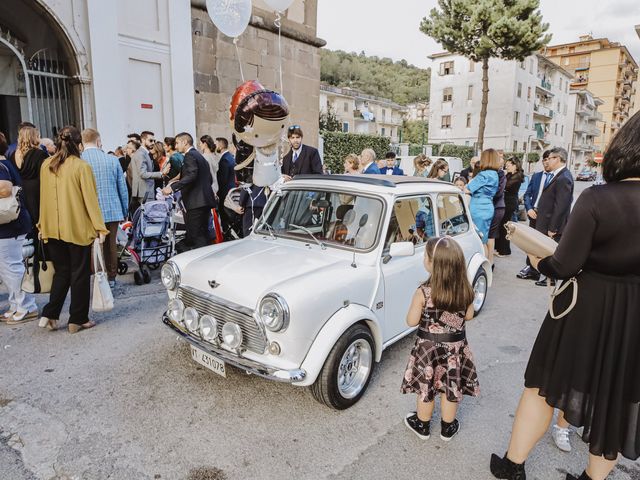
top-left (206, 0), bottom-right (252, 38)
top-left (264, 0), bottom-right (294, 12)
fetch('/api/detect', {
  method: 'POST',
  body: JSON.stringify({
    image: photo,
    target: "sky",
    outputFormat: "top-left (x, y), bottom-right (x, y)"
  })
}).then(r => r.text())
top-left (316, 0), bottom-right (640, 69)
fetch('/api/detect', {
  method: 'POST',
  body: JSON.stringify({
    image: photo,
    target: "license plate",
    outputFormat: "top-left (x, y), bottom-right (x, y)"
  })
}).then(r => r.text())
top-left (190, 345), bottom-right (226, 378)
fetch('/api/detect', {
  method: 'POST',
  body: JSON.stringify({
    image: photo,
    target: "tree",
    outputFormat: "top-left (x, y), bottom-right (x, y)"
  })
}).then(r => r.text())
top-left (319, 105), bottom-right (342, 132)
top-left (402, 120), bottom-right (429, 144)
top-left (421, 0), bottom-right (551, 151)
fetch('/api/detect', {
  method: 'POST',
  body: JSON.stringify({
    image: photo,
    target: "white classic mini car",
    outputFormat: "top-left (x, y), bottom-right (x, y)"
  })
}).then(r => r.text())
top-left (161, 175), bottom-right (491, 409)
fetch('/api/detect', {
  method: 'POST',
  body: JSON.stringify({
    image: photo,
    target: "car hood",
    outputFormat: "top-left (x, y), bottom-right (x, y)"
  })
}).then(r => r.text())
top-left (174, 238), bottom-right (369, 308)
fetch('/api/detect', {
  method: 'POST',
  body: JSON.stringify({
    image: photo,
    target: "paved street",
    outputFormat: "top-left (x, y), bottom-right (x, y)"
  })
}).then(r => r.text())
top-left (1, 181), bottom-right (638, 480)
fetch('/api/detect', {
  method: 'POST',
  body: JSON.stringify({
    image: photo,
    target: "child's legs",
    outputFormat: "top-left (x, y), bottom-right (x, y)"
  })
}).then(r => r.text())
top-left (417, 397), bottom-right (435, 422)
top-left (440, 393), bottom-right (459, 423)
top-left (556, 409), bottom-right (570, 429)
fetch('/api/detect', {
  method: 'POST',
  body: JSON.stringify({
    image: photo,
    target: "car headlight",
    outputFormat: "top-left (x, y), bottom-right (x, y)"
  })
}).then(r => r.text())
top-left (199, 315), bottom-right (218, 343)
top-left (258, 293), bottom-right (290, 332)
top-left (222, 322), bottom-right (243, 349)
top-left (183, 307), bottom-right (199, 333)
top-left (161, 262), bottom-right (180, 290)
top-left (168, 299), bottom-right (185, 324)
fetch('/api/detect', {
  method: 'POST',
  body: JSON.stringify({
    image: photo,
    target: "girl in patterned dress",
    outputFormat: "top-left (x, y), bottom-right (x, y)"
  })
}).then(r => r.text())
top-left (401, 236), bottom-right (480, 441)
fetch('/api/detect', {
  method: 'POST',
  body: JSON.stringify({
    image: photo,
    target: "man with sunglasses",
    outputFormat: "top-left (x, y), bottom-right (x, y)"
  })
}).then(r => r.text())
top-left (282, 126), bottom-right (323, 180)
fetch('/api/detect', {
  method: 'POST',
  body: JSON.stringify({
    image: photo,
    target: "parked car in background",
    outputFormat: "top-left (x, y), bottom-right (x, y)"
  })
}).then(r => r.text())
top-left (160, 175), bottom-right (492, 409)
top-left (576, 168), bottom-right (597, 182)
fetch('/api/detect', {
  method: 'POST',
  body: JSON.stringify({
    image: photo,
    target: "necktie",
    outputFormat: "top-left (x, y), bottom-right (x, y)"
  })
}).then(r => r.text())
top-left (544, 172), bottom-right (553, 188)
top-left (293, 151), bottom-right (299, 164)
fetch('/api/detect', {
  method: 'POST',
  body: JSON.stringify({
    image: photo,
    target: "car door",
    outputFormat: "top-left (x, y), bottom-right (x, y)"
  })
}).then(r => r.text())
top-left (380, 195), bottom-right (435, 341)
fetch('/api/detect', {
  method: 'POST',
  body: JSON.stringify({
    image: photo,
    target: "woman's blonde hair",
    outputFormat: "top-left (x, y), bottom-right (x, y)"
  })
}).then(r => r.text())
top-left (424, 237), bottom-right (474, 312)
top-left (343, 153), bottom-right (360, 171)
top-left (15, 126), bottom-right (41, 166)
top-left (479, 148), bottom-right (501, 171)
top-left (413, 154), bottom-right (431, 172)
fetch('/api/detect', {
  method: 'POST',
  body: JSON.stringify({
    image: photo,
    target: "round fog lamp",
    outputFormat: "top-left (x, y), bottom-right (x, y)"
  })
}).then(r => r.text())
top-left (168, 299), bottom-right (185, 324)
top-left (222, 322), bottom-right (243, 349)
top-left (199, 315), bottom-right (218, 343)
top-left (183, 307), bottom-right (199, 332)
top-left (268, 341), bottom-right (281, 356)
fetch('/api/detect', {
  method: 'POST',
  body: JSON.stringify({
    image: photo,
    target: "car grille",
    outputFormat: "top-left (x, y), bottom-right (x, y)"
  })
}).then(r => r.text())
top-left (177, 286), bottom-right (267, 354)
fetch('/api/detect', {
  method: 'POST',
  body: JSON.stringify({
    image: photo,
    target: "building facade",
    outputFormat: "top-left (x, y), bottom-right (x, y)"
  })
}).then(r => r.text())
top-left (319, 84), bottom-right (405, 143)
top-left (427, 52), bottom-right (574, 155)
top-left (0, 0), bottom-right (322, 150)
top-left (544, 35), bottom-right (638, 152)
top-left (566, 89), bottom-right (603, 170)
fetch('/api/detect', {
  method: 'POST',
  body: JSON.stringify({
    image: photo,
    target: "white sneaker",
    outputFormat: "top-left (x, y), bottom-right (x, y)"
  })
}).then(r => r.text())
top-left (552, 425), bottom-right (572, 452)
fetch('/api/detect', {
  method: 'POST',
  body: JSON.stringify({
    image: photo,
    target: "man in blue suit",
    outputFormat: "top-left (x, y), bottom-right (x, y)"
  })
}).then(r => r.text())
top-left (380, 152), bottom-right (405, 175)
top-left (361, 148), bottom-right (381, 174)
top-left (517, 149), bottom-right (552, 281)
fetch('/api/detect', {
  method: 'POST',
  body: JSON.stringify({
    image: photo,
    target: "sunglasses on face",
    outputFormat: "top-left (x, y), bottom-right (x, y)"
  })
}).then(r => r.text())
top-left (288, 125), bottom-right (301, 131)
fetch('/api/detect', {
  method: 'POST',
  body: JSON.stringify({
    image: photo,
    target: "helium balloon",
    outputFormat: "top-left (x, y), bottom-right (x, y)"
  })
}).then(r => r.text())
top-left (264, 0), bottom-right (295, 12)
top-left (206, 0), bottom-right (252, 38)
top-left (230, 81), bottom-right (289, 148)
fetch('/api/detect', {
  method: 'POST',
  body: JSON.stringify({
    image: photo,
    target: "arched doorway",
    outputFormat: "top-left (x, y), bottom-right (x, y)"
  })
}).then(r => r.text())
top-left (0, 0), bottom-right (79, 144)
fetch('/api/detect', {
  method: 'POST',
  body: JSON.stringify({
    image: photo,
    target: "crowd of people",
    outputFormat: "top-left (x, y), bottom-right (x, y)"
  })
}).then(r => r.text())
top-left (1, 110), bottom-right (639, 480)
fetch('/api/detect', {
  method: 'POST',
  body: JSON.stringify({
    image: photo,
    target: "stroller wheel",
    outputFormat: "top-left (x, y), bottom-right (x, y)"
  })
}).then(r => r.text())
top-left (142, 268), bottom-right (151, 284)
top-left (117, 262), bottom-right (129, 275)
top-left (134, 271), bottom-right (143, 285)
top-left (148, 263), bottom-right (160, 271)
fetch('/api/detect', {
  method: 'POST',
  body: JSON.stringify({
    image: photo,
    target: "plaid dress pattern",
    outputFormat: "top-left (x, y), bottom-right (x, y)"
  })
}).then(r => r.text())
top-left (401, 286), bottom-right (480, 403)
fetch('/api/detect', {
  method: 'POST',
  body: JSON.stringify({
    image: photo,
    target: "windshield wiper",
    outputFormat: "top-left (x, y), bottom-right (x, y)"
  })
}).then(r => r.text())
top-left (259, 221), bottom-right (277, 240)
top-left (289, 223), bottom-right (326, 250)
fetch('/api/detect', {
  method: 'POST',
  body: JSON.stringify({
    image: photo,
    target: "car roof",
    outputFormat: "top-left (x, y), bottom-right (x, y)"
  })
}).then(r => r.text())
top-left (289, 174), bottom-right (460, 195)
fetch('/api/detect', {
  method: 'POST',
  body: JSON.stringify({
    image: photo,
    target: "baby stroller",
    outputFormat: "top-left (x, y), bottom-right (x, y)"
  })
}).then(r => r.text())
top-left (118, 200), bottom-right (175, 285)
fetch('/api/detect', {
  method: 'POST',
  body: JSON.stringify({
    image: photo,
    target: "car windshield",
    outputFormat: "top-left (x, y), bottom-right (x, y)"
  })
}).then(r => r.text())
top-left (256, 189), bottom-right (384, 250)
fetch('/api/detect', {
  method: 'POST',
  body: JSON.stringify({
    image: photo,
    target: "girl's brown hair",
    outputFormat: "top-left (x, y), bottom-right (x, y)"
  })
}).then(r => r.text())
top-left (427, 159), bottom-right (448, 179)
top-left (49, 126), bottom-right (82, 174)
top-left (479, 148), bottom-right (501, 171)
top-left (413, 154), bottom-right (432, 172)
top-left (15, 126), bottom-right (41, 167)
top-left (425, 237), bottom-right (474, 312)
top-left (151, 141), bottom-right (165, 164)
top-left (343, 153), bottom-right (360, 171)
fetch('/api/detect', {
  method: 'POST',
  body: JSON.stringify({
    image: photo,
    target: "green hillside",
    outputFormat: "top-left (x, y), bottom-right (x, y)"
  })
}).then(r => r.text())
top-left (320, 49), bottom-right (430, 105)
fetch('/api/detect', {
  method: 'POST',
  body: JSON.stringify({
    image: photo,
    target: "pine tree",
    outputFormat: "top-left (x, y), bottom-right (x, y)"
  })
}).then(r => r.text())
top-left (421, 0), bottom-right (551, 151)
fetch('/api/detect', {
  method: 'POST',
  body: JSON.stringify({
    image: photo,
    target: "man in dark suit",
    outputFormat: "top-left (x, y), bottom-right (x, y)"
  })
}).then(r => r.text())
top-left (380, 151), bottom-right (405, 175)
top-left (459, 156), bottom-right (479, 182)
top-left (162, 132), bottom-right (216, 251)
top-left (215, 137), bottom-right (237, 238)
top-left (282, 126), bottom-right (323, 179)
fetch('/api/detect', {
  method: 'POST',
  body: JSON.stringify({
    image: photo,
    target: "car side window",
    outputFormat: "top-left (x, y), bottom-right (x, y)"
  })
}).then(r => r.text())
top-left (384, 196), bottom-right (435, 250)
top-left (436, 194), bottom-right (469, 236)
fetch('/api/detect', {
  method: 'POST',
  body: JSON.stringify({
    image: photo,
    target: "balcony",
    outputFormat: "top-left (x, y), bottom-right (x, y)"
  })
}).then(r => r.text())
top-left (575, 104), bottom-right (594, 116)
top-left (587, 126), bottom-right (601, 137)
top-left (354, 109), bottom-right (375, 122)
top-left (591, 111), bottom-right (603, 122)
top-left (534, 103), bottom-right (554, 119)
top-left (536, 78), bottom-right (554, 95)
top-left (534, 123), bottom-right (549, 141)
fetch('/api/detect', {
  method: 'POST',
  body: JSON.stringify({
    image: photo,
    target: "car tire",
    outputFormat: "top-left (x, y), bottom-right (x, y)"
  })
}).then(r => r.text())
top-left (472, 268), bottom-right (488, 316)
top-left (310, 323), bottom-right (375, 410)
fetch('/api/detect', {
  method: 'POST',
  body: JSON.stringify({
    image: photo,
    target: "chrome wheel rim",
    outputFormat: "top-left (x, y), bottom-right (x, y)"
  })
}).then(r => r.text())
top-left (337, 339), bottom-right (372, 399)
top-left (473, 274), bottom-right (487, 311)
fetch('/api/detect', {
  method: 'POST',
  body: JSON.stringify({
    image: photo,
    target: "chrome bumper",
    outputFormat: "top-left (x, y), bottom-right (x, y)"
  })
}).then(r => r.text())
top-left (162, 314), bottom-right (306, 383)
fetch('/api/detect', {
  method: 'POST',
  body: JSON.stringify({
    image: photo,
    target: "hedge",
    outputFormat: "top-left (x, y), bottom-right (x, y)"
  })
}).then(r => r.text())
top-left (430, 144), bottom-right (475, 168)
top-left (503, 152), bottom-right (541, 163)
top-left (409, 143), bottom-right (425, 156)
top-left (321, 131), bottom-right (391, 174)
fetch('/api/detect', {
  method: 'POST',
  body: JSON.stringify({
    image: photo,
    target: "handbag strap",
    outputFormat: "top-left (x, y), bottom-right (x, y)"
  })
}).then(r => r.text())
top-left (93, 239), bottom-right (106, 274)
top-left (549, 277), bottom-right (578, 320)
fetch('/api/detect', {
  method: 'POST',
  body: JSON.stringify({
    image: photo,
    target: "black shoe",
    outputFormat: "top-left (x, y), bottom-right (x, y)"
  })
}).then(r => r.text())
top-left (440, 419), bottom-right (460, 441)
top-left (404, 412), bottom-right (430, 440)
top-left (566, 472), bottom-right (591, 480)
top-left (516, 267), bottom-right (540, 281)
top-left (535, 276), bottom-right (556, 287)
top-left (490, 453), bottom-right (526, 479)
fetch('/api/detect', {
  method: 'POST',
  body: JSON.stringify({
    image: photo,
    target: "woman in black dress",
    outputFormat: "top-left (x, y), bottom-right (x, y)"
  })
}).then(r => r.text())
top-left (490, 111), bottom-right (640, 480)
top-left (495, 158), bottom-right (524, 256)
top-left (487, 155), bottom-right (506, 266)
top-left (11, 126), bottom-right (48, 230)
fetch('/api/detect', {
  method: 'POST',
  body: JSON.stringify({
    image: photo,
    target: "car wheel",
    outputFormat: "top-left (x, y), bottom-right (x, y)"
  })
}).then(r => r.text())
top-left (472, 268), bottom-right (488, 316)
top-left (310, 324), bottom-right (375, 410)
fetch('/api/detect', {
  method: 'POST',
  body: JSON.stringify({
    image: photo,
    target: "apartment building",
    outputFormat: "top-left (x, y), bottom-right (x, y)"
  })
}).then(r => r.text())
top-left (427, 52), bottom-right (573, 155)
top-left (544, 35), bottom-right (638, 151)
top-left (566, 90), bottom-right (604, 170)
top-left (319, 84), bottom-right (405, 142)
top-left (405, 102), bottom-right (429, 122)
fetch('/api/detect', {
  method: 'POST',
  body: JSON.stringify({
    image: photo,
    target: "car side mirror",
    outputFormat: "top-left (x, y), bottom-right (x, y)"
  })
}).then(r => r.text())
top-left (389, 242), bottom-right (415, 258)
